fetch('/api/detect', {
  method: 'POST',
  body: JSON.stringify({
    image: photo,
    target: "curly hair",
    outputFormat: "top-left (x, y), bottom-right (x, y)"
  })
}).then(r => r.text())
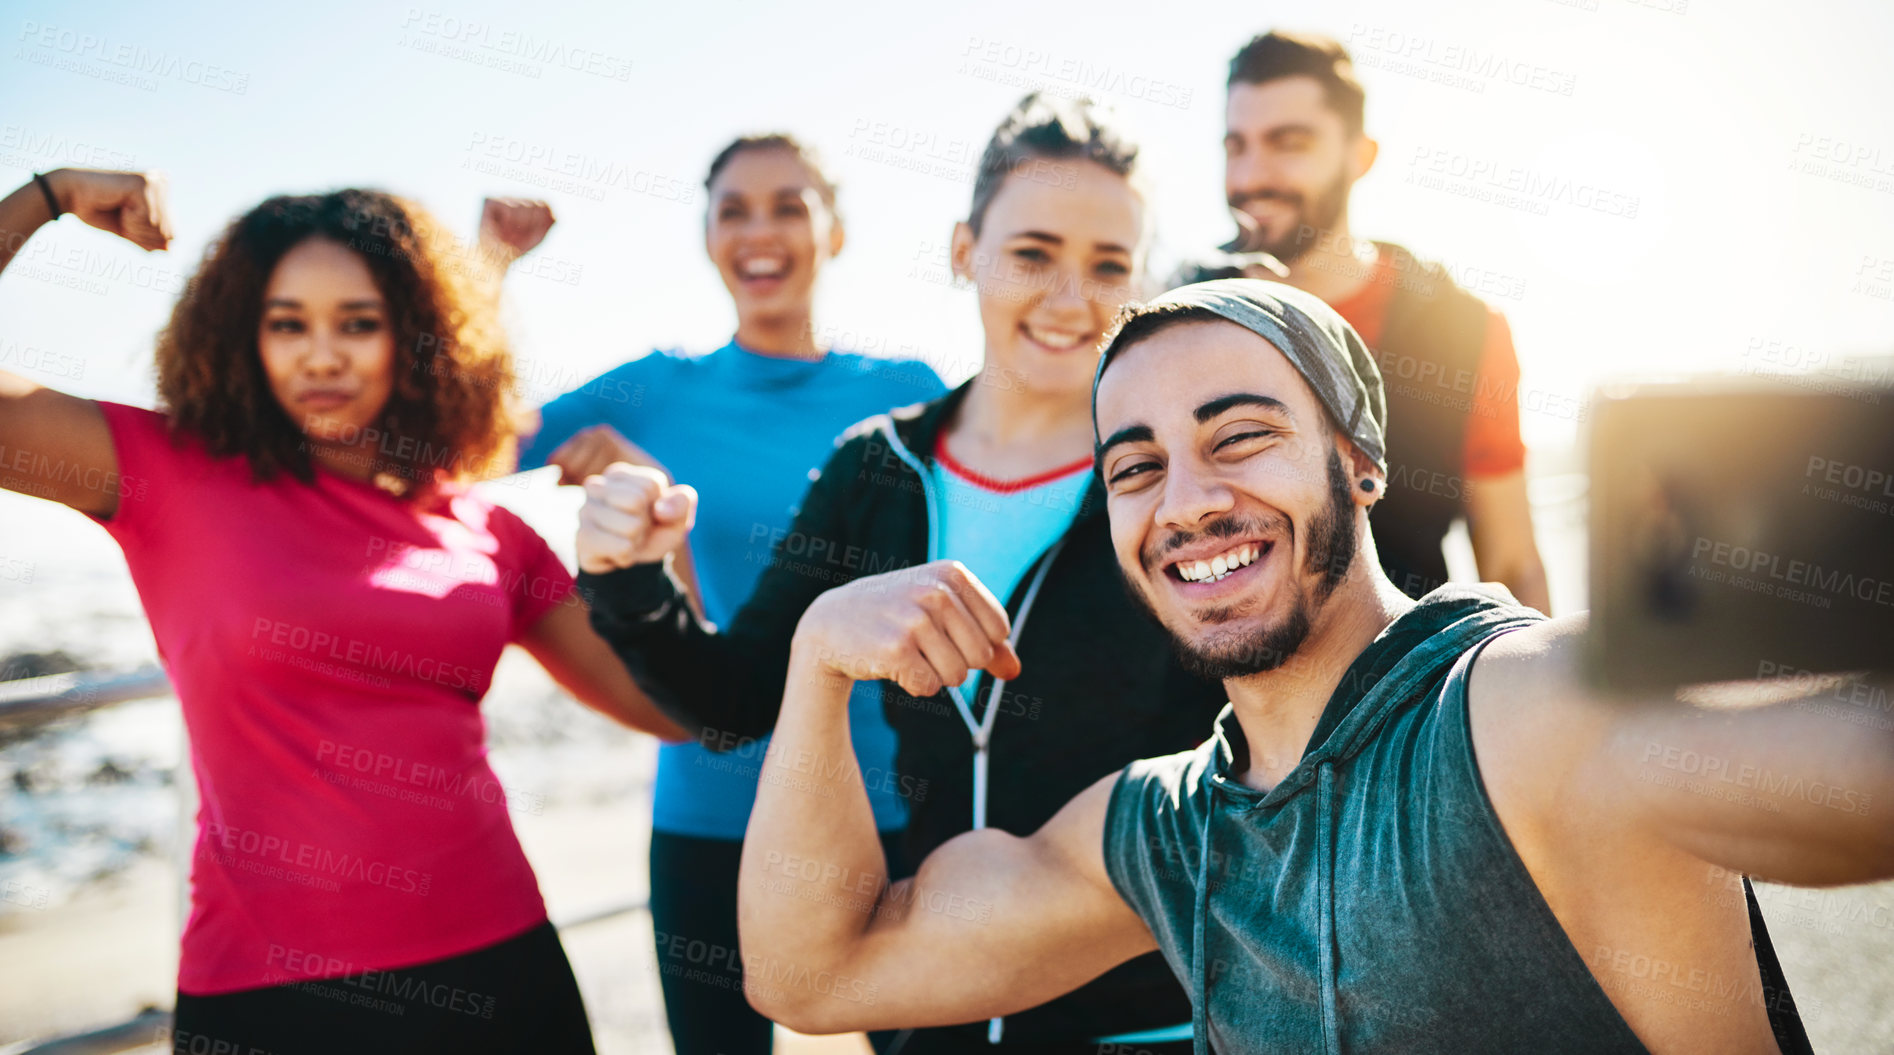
top-left (155, 189), bottom-right (518, 498)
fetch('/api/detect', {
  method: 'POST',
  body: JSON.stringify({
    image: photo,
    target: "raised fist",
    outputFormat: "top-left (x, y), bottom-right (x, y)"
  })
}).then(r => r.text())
top-left (548, 424), bottom-right (671, 487)
top-left (478, 197), bottom-right (555, 260)
top-left (44, 169), bottom-right (172, 251)
top-left (793, 560), bottom-right (1021, 699)
top-left (575, 463), bottom-right (698, 575)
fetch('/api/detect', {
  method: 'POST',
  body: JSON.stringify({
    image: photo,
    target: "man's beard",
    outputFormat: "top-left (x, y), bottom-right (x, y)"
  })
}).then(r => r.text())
top-left (1228, 164), bottom-right (1351, 266)
top-left (1126, 448), bottom-right (1358, 680)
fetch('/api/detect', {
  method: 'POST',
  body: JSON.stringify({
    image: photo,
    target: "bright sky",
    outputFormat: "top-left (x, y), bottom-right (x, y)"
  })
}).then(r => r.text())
top-left (2, 0), bottom-right (1891, 459)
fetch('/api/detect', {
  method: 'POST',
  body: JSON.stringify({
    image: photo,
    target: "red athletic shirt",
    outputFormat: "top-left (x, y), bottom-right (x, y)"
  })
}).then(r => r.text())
top-left (89, 401), bottom-right (571, 995)
top-left (1326, 253), bottom-right (1527, 478)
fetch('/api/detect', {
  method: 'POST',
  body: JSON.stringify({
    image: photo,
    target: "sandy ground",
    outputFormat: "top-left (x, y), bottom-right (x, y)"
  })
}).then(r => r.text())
top-left (1752, 879), bottom-right (1894, 1051)
top-left (4, 802), bottom-right (1893, 1052)
top-left (0, 793), bottom-right (871, 1055)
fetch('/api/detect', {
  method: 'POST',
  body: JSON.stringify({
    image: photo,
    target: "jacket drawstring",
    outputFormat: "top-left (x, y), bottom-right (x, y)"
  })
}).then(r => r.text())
top-left (886, 418), bottom-right (1075, 1046)
top-left (1193, 764), bottom-right (1343, 1054)
top-left (940, 537), bottom-right (1065, 1045)
top-left (1316, 761), bottom-right (1341, 1054)
top-left (1191, 785), bottom-right (1216, 1055)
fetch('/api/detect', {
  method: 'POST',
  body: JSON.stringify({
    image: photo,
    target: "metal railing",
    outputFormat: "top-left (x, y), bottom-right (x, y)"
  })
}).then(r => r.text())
top-left (0, 669), bottom-right (647, 1055)
top-left (0, 665), bottom-right (170, 739)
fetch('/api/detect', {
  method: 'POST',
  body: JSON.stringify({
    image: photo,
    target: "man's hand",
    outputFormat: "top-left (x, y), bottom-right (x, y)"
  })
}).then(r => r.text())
top-left (478, 196), bottom-right (555, 261)
top-left (747, 560), bottom-right (1146, 1035)
top-left (792, 560), bottom-right (1021, 698)
top-left (45, 168), bottom-right (172, 251)
top-left (548, 424), bottom-right (671, 486)
top-left (575, 463), bottom-right (697, 574)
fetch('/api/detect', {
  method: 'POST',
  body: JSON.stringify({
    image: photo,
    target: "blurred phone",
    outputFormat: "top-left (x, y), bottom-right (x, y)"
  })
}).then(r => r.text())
top-left (1586, 372), bottom-right (1894, 693)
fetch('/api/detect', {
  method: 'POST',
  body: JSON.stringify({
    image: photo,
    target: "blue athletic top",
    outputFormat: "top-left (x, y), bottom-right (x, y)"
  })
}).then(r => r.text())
top-left (925, 442), bottom-right (1092, 695)
top-left (519, 341), bottom-right (945, 838)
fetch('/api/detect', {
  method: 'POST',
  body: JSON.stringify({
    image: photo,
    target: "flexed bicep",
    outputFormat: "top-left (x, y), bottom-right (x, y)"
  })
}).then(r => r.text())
top-left (0, 171), bottom-right (170, 517)
top-left (0, 377), bottom-right (122, 516)
top-left (739, 773), bottom-right (1157, 1034)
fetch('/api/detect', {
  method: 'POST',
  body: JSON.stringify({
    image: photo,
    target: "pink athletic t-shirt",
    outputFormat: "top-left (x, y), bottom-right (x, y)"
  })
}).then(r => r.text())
top-left (89, 401), bottom-right (573, 995)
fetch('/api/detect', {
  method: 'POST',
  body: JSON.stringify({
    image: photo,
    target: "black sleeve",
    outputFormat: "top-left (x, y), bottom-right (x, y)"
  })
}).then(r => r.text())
top-left (579, 436), bottom-right (871, 744)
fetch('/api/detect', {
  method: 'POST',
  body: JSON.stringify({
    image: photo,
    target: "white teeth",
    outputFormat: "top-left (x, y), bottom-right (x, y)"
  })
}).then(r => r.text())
top-left (740, 258), bottom-right (786, 277)
top-left (1024, 325), bottom-right (1084, 350)
top-left (1176, 543), bottom-right (1265, 583)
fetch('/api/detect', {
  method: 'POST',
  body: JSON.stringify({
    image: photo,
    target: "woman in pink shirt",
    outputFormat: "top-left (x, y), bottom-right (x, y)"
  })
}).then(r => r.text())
top-left (0, 168), bottom-right (687, 1054)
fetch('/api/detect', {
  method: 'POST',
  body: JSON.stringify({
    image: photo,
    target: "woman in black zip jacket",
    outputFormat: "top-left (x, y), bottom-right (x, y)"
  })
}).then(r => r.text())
top-left (579, 95), bottom-right (1225, 1054)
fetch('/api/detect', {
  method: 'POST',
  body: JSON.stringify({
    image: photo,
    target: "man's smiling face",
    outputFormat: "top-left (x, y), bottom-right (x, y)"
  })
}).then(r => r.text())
top-left (1094, 317), bottom-right (1371, 678)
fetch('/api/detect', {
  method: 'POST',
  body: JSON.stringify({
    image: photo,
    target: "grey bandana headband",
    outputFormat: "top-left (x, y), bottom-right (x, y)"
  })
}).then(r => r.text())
top-left (1092, 278), bottom-right (1388, 470)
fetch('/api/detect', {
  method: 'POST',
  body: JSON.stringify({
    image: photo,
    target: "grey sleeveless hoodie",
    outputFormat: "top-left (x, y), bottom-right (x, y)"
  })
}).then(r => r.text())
top-left (1102, 585), bottom-right (1811, 1054)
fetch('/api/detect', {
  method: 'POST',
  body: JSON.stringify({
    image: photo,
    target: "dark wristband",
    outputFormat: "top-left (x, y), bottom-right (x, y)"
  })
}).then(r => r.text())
top-left (576, 560), bottom-right (679, 625)
top-left (32, 173), bottom-right (61, 220)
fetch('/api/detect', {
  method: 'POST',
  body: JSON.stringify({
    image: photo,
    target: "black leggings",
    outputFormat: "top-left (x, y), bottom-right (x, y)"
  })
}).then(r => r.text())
top-left (649, 829), bottom-right (907, 1055)
top-left (171, 920), bottom-right (594, 1055)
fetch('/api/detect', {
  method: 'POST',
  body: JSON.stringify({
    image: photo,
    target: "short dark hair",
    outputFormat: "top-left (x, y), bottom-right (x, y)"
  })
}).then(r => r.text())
top-left (1227, 31), bottom-right (1366, 137)
top-left (704, 133), bottom-right (839, 211)
top-left (1090, 302), bottom-right (1223, 470)
top-left (1095, 302), bottom-right (1222, 391)
top-left (968, 93), bottom-right (1140, 236)
top-left (1090, 300), bottom-right (1346, 460)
